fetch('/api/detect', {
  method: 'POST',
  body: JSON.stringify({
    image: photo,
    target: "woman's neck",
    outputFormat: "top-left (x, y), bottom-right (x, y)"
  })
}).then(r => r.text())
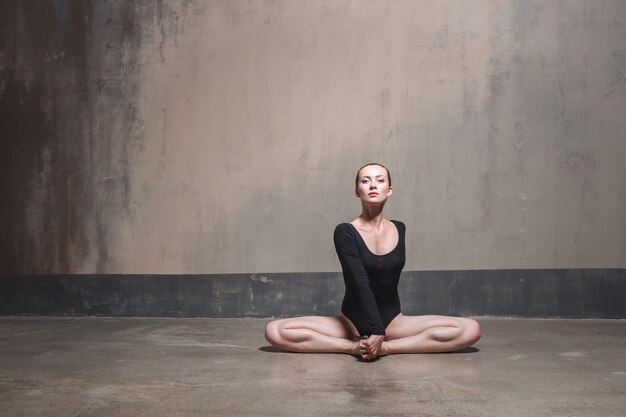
top-left (358, 206), bottom-right (386, 230)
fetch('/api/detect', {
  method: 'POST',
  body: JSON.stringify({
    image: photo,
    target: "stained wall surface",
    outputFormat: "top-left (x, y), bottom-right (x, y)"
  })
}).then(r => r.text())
top-left (2, 1), bottom-right (625, 275)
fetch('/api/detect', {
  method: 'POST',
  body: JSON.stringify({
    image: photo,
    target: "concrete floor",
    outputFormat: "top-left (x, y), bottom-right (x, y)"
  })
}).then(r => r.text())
top-left (0, 317), bottom-right (624, 417)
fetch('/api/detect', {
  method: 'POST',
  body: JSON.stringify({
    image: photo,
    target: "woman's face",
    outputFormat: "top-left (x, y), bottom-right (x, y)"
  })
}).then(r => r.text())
top-left (355, 165), bottom-right (392, 203)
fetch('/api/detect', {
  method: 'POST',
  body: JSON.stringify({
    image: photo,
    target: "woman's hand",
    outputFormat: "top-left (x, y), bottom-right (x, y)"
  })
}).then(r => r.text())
top-left (359, 335), bottom-right (385, 360)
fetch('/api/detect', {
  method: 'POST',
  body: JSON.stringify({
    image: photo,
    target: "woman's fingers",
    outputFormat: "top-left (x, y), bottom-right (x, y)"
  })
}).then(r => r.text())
top-left (358, 342), bottom-right (374, 360)
top-left (358, 337), bottom-right (387, 360)
top-left (356, 336), bottom-right (387, 360)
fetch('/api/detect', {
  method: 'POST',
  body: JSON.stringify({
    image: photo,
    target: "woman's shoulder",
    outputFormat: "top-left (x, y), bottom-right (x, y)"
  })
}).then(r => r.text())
top-left (334, 222), bottom-right (354, 233)
top-left (390, 219), bottom-right (406, 230)
top-left (333, 222), bottom-right (357, 246)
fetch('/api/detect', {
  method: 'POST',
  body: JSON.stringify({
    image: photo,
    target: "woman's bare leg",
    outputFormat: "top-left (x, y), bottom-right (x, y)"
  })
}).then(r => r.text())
top-left (265, 315), bottom-right (361, 354)
top-left (383, 314), bottom-right (481, 354)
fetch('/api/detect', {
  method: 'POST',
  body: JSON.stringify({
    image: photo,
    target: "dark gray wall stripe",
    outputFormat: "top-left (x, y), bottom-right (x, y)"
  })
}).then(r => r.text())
top-left (1, 269), bottom-right (624, 318)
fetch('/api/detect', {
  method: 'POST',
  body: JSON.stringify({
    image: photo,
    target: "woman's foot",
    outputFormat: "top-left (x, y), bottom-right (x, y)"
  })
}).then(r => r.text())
top-left (378, 341), bottom-right (391, 357)
top-left (349, 340), bottom-right (363, 357)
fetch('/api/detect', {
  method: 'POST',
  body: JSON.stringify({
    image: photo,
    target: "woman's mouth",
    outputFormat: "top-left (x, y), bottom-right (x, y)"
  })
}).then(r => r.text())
top-left (368, 193), bottom-right (378, 197)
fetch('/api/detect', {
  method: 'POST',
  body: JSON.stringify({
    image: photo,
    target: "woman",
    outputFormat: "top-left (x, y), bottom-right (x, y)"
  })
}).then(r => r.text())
top-left (265, 163), bottom-right (481, 360)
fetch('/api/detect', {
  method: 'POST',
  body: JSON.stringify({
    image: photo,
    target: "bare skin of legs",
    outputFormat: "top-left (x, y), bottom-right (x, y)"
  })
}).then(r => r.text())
top-left (264, 313), bottom-right (481, 360)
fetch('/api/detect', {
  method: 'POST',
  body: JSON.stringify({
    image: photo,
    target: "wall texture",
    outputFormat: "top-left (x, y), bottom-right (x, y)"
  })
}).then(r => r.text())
top-left (2, 0), bottom-right (626, 276)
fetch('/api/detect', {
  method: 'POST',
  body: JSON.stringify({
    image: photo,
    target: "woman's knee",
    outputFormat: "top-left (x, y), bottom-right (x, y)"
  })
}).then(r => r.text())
top-left (264, 320), bottom-right (284, 347)
top-left (462, 318), bottom-right (481, 346)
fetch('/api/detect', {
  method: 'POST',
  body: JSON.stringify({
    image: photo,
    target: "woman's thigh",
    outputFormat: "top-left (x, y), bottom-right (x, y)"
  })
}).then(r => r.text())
top-left (269, 314), bottom-right (360, 340)
top-left (385, 313), bottom-right (475, 340)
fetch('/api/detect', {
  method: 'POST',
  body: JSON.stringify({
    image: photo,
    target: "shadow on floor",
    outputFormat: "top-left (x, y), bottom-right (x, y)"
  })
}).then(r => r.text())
top-left (258, 346), bottom-right (480, 354)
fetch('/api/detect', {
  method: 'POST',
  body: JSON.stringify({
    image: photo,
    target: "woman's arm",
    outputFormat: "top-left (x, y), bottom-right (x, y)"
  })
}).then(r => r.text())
top-left (334, 224), bottom-right (386, 336)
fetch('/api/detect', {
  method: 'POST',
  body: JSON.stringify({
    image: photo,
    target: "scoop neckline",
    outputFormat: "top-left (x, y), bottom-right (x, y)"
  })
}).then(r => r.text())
top-left (346, 220), bottom-right (400, 257)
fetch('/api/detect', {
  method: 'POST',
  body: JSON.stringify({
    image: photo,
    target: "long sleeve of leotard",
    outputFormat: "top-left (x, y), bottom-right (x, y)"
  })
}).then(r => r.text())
top-left (333, 224), bottom-right (386, 335)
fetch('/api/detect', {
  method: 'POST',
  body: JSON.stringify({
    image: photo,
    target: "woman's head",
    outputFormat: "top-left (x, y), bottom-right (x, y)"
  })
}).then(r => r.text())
top-left (354, 163), bottom-right (392, 202)
top-left (355, 163), bottom-right (392, 188)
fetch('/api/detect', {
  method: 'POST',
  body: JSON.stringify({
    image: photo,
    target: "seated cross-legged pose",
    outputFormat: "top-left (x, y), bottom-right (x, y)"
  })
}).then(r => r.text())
top-left (265, 163), bottom-right (481, 360)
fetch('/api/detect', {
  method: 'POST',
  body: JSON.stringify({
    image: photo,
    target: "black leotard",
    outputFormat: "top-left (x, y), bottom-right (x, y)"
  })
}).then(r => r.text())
top-left (333, 220), bottom-right (406, 336)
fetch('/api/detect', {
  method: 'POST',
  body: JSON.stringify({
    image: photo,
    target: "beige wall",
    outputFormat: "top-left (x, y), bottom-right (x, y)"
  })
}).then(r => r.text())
top-left (2, 1), bottom-right (626, 274)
